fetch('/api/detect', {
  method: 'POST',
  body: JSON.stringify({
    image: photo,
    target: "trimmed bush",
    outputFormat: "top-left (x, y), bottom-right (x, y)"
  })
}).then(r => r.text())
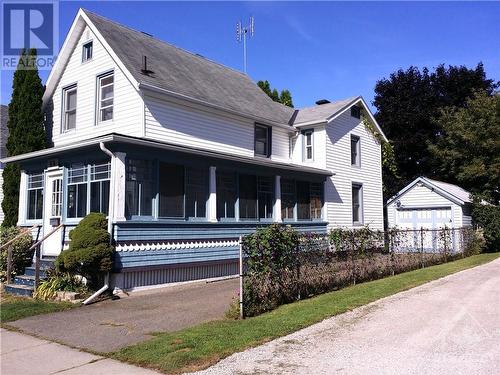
top-left (56, 213), bottom-right (114, 289)
top-left (472, 203), bottom-right (500, 251)
top-left (0, 227), bottom-right (33, 282)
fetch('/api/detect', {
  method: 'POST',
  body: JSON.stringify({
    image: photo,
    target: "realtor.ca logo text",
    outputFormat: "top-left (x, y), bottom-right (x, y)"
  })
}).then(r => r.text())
top-left (1, 1), bottom-right (59, 70)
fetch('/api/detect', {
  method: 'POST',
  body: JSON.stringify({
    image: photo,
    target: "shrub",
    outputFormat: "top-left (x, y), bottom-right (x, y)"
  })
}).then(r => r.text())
top-left (472, 203), bottom-right (500, 251)
top-left (224, 296), bottom-right (241, 320)
top-left (56, 213), bottom-right (114, 289)
top-left (0, 227), bottom-right (33, 282)
top-left (34, 270), bottom-right (88, 300)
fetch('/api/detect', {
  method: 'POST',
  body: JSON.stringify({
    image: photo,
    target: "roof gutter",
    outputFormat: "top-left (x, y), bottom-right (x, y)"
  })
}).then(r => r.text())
top-left (138, 82), bottom-right (295, 132)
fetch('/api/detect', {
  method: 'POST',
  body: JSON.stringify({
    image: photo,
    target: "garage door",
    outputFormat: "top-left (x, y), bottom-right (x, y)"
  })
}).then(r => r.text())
top-left (396, 208), bottom-right (452, 230)
top-left (396, 208), bottom-right (453, 251)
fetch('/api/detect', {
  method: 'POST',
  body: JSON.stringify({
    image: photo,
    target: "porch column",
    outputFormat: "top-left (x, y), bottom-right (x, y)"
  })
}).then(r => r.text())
top-left (274, 175), bottom-right (282, 222)
top-left (113, 152), bottom-right (126, 221)
top-left (208, 166), bottom-right (217, 222)
top-left (17, 170), bottom-right (28, 225)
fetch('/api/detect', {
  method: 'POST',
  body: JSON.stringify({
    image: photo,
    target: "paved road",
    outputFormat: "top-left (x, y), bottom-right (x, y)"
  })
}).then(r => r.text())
top-left (194, 258), bottom-right (500, 375)
top-left (8, 277), bottom-right (238, 353)
top-left (0, 329), bottom-right (159, 375)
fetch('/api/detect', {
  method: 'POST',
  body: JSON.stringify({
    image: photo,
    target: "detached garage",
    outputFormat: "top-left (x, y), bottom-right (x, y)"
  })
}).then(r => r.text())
top-left (387, 177), bottom-right (473, 230)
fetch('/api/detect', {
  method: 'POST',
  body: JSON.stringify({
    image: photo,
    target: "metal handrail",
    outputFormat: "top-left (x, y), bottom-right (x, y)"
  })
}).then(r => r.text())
top-left (0, 224), bottom-right (40, 251)
top-left (28, 224), bottom-right (64, 251)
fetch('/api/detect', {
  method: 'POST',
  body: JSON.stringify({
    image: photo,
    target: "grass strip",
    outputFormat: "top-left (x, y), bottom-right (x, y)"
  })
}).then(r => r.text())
top-left (114, 253), bottom-right (499, 374)
top-left (0, 294), bottom-right (75, 323)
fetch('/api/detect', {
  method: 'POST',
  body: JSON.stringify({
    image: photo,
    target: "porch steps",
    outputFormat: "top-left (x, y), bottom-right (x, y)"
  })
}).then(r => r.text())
top-left (4, 257), bottom-right (56, 297)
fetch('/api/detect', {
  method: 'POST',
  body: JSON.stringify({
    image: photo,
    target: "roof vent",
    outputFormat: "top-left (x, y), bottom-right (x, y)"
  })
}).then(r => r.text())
top-left (315, 99), bottom-right (330, 105)
top-left (141, 55), bottom-right (153, 75)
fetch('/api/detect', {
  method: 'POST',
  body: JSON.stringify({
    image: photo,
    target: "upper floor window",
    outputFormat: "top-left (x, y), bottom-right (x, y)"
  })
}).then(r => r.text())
top-left (254, 124), bottom-right (271, 157)
top-left (351, 105), bottom-right (361, 119)
top-left (352, 183), bottom-right (363, 225)
top-left (97, 72), bottom-right (114, 123)
top-left (82, 41), bottom-right (93, 62)
top-left (303, 130), bottom-right (313, 161)
top-left (27, 173), bottom-right (43, 220)
top-left (63, 85), bottom-right (77, 132)
top-left (351, 135), bottom-right (360, 166)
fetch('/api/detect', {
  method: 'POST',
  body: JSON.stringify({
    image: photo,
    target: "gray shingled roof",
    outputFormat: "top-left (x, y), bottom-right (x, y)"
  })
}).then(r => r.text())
top-left (293, 96), bottom-right (359, 125)
top-left (84, 10), bottom-right (294, 124)
top-left (0, 105), bottom-right (8, 160)
top-left (424, 177), bottom-right (473, 203)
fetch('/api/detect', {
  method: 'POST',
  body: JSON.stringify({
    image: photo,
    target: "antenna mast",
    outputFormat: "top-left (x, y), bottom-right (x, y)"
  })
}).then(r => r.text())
top-left (236, 16), bottom-right (254, 74)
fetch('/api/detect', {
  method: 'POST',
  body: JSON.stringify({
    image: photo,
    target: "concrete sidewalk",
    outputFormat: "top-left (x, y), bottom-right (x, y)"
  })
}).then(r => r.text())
top-left (0, 328), bottom-right (159, 375)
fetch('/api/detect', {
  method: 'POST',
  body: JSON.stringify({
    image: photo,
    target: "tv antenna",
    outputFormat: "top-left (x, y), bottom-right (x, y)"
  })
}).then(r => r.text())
top-left (236, 16), bottom-right (254, 74)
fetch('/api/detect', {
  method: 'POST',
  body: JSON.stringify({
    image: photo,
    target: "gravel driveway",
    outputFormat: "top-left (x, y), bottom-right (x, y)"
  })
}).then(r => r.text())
top-left (193, 258), bottom-right (500, 375)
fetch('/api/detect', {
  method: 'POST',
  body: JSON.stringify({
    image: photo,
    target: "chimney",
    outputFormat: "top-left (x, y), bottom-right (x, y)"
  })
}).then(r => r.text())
top-left (315, 99), bottom-right (331, 105)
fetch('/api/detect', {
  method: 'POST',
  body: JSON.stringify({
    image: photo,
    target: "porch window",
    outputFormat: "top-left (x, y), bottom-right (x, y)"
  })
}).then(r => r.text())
top-left (281, 178), bottom-right (295, 220)
top-left (216, 171), bottom-right (236, 220)
top-left (27, 173), bottom-right (43, 220)
top-left (90, 162), bottom-right (111, 215)
top-left (67, 164), bottom-right (88, 218)
top-left (97, 72), bottom-right (114, 122)
top-left (239, 175), bottom-right (257, 219)
top-left (63, 85), bottom-right (77, 131)
top-left (185, 167), bottom-right (208, 219)
top-left (257, 176), bottom-right (273, 220)
top-left (158, 162), bottom-right (184, 218)
top-left (310, 182), bottom-right (323, 220)
top-left (126, 159), bottom-right (153, 217)
top-left (297, 181), bottom-right (311, 220)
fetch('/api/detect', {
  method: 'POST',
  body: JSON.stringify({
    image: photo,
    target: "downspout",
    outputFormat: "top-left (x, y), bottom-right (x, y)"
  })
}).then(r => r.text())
top-left (83, 142), bottom-right (114, 305)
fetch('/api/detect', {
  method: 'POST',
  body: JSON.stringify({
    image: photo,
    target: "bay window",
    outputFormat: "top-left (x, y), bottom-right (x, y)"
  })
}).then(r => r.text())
top-left (27, 173), bottom-right (43, 220)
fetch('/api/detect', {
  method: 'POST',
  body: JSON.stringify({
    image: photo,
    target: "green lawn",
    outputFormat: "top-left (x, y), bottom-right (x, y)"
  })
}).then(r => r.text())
top-left (114, 253), bottom-right (500, 374)
top-left (0, 294), bottom-right (76, 323)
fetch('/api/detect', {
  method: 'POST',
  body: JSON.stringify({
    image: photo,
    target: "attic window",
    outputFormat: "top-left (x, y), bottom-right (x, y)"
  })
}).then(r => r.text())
top-left (82, 41), bottom-right (93, 62)
top-left (351, 106), bottom-right (361, 119)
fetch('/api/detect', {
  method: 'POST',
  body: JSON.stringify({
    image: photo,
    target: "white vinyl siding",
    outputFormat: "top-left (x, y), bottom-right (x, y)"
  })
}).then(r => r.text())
top-left (387, 183), bottom-right (466, 228)
top-left (325, 110), bottom-right (384, 230)
top-left (144, 94), bottom-right (291, 162)
top-left (291, 125), bottom-right (326, 169)
top-left (50, 26), bottom-right (142, 146)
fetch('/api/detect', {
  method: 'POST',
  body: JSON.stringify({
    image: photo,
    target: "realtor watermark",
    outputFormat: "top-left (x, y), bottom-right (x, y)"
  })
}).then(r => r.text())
top-left (1, 0), bottom-right (59, 70)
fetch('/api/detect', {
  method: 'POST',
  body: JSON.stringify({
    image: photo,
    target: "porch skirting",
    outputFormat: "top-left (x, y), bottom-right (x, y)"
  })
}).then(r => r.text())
top-left (111, 259), bottom-right (239, 290)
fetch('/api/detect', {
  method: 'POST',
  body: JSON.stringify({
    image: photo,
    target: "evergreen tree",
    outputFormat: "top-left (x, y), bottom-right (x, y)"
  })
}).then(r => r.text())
top-left (2, 49), bottom-right (46, 227)
top-left (257, 80), bottom-right (294, 108)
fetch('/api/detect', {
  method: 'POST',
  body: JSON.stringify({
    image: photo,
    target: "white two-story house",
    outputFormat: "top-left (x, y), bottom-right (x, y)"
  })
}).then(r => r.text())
top-left (2, 9), bottom-right (387, 290)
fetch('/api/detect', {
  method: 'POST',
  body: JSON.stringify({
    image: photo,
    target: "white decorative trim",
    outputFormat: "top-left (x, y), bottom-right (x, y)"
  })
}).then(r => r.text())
top-left (115, 239), bottom-right (240, 252)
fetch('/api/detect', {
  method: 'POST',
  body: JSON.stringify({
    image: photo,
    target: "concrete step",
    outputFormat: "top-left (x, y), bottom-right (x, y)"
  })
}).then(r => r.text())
top-left (24, 267), bottom-right (49, 277)
top-left (14, 275), bottom-right (37, 287)
top-left (4, 283), bottom-right (34, 297)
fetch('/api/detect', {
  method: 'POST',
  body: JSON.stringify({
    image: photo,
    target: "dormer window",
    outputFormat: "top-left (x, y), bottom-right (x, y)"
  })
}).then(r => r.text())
top-left (97, 72), bottom-right (114, 122)
top-left (351, 106), bottom-right (361, 119)
top-left (82, 41), bottom-right (93, 62)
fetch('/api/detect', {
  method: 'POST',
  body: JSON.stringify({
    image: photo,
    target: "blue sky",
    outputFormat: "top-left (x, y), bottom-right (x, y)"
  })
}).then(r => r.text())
top-left (1, 1), bottom-right (499, 110)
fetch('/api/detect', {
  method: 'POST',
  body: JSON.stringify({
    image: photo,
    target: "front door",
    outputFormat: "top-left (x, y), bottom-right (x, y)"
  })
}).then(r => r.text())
top-left (42, 169), bottom-right (64, 256)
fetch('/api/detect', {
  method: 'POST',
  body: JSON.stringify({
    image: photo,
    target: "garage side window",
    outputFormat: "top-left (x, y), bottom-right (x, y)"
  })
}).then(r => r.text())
top-left (352, 183), bottom-right (363, 225)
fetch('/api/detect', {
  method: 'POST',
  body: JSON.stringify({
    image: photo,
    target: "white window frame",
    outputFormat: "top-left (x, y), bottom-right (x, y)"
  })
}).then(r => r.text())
top-left (96, 72), bottom-right (114, 124)
top-left (351, 134), bottom-right (361, 167)
top-left (254, 124), bottom-right (271, 158)
top-left (82, 40), bottom-right (93, 63)
top-left (62, 85), bottom-right (77, 132)
top-left (303, 129), bottom-right (314, 162)
top-left (352, 183), bottom-right (363, 225)
top-left (26, 173), bottom-right (44, 221)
